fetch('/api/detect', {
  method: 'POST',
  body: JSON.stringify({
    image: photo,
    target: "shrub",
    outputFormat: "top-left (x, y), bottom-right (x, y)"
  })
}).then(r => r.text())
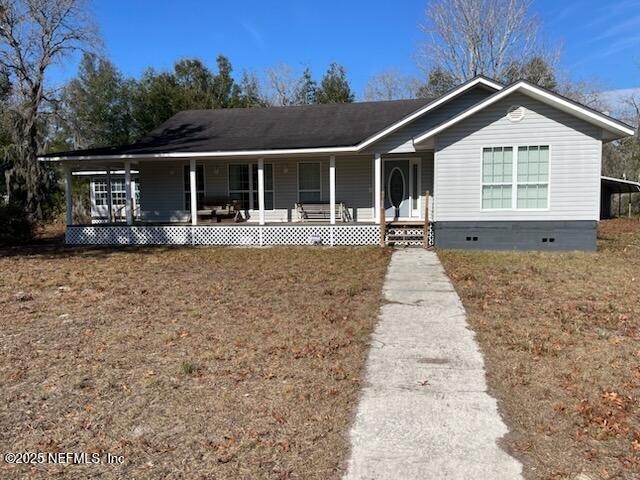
top-left (0, 202), bottom-right (34, 245)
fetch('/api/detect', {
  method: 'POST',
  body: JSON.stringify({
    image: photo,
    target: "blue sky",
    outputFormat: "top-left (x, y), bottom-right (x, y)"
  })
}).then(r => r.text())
top-left (51, 0), bottom-right (640, 96)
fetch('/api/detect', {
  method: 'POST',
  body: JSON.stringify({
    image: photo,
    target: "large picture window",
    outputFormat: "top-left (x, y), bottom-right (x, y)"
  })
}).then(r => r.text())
top-left (184, 165), bottom-right (205, 210)
top-left (482, 147), bottom-right (513, 209)
top-left (481, 145), bottom-right (549, 210)
top-left (228, 163), bottom-right (274, 210)
top-left (298, 162), bottom-right (321, 202)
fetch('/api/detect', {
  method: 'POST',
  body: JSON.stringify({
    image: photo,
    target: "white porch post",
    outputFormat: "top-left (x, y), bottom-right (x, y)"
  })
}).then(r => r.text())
top-left (329, 155), bottom-right (336, 224)
top-left (124, 160), bottom-right (133, 225)
top-left (64, 164), bottom-right (73, 226)
top-left (257, 157), bottom-right (265, 225)
top-left (106, 166), bottom-right (113, 222)
top-left (189, 158), bottom-right (198, 226)
top-left (374, 153), bottom-right (382, 224)
top-left (131, 178), bottom-right (137, 216)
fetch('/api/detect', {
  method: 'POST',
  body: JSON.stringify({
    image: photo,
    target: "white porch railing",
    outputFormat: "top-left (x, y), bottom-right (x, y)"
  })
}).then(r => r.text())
top-left (65, 224), bottom-right (381, 246)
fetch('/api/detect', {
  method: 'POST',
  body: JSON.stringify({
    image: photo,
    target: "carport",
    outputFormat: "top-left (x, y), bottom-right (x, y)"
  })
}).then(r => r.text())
top-left (601, 176), bottom-right (640, 218)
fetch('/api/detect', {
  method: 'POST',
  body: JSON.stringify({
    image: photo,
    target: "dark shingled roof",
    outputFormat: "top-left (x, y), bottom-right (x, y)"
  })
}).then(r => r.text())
top-left (44, 98), bottom-right (433, 157)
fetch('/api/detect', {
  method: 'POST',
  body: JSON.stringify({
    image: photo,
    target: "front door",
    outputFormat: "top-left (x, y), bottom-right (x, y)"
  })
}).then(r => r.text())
top-left (384, 160), bottom-right (411, 220)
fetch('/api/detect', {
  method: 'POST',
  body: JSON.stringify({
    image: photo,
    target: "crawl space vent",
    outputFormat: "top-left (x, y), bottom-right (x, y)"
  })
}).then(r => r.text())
top-left (507, 105), bottom-right (526, 122)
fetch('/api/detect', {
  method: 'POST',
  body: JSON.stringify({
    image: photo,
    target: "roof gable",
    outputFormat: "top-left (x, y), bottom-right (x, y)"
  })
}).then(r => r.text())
top-left (414, 81), bottom-right (635, 145)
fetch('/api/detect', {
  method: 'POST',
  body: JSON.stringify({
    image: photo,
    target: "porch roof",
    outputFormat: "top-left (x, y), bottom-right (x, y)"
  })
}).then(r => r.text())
top-left (601, 176), bottom-right (640, 193)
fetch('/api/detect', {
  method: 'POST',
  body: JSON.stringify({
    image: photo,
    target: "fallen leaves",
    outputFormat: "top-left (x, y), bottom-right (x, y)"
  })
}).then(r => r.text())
top-left (439, 219), bottom-right (640, 478)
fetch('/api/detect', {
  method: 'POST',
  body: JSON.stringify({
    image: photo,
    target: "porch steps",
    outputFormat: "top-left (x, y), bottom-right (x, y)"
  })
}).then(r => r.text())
top-left (385, 223), bottom-right (425, 247)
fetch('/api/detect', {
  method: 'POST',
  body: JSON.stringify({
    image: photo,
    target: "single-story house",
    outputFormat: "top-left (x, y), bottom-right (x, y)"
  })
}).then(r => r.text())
top-left (40, 76), bottom-right (635, 251)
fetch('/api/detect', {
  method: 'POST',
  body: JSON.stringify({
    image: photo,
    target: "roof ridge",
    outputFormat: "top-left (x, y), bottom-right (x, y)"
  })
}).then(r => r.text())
top-left (175, 97), bottom-right (432, 114)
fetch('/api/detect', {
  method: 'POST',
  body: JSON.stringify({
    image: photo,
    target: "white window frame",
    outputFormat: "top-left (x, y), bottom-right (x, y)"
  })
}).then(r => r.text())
top-left (479, 145), bottom-right (551, 211)
top-left (227, 162), bottom-right (275, 211)
top-left (110, 178), bottom-right (127, 207)
top-left (297, 161), bottom-right (322, 203)
top-left (92, 179), bottom-right (108, 207)
top-left (515, 145), bottom-right (551, 210)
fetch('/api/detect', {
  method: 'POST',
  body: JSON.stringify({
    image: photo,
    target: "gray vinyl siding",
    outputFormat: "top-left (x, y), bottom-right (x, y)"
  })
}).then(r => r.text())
top-left (434, 92), bottom-right (603, 222)
top-left (367, 86), bottom-right (494, 154)
top-left (139, 161), bottom-right (190, 222)
top-left (336, 156), bottom-right (374, 221)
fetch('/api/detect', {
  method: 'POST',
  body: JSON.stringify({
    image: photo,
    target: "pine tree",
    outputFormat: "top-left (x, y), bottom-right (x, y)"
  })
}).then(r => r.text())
top-left (314, 63), bottom-right (354, 104)
top-left (292, 68), bottom-right (317, 105)
top-left (62, 53), bottom-right (132, 148)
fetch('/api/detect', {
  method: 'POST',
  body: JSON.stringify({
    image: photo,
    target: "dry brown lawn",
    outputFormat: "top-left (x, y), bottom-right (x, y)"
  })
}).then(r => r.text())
top-left (0, 227), bottom-right (390, 479)
top-left (439, 219), bottom-right (640, 480)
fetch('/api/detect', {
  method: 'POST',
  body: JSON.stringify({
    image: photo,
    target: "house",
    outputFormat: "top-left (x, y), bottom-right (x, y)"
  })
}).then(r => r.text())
top-left (39, 76), bottom-right (635, 251)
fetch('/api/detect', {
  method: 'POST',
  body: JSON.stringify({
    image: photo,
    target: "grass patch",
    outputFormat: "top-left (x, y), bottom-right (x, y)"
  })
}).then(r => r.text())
top-left (439, 219), bottom-right (640, 480)
top-left (0, 228), bottom-right (390, 479)
top-left (180, 360), bottom-right (199, 376)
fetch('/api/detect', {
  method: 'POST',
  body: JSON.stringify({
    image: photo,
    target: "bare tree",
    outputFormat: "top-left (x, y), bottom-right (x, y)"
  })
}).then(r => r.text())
top-left (622, 94), bottom-right (640, 139)
top-left (0, 0), bottom-right (97, 220)
top-left (363, 69), bottom-right (419, 101)
top-left (556, 78), bottom-right (609, 112)
top-left (418, 0), bottom-right (539, 82)
top-left (264, 63), bottom-right (297, 106)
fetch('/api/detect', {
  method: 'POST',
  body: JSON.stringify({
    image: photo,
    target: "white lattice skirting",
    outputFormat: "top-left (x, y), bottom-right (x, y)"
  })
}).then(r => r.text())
top-left (65, 224), bottom-right (382, 246)
top-left (386, 225), bottom-right (434, 247)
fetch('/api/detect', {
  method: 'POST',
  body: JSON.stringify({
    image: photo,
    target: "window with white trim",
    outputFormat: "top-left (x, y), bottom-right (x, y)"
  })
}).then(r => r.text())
top-left (298, 162), bottom-right (321, 202)
top-left (94, 179), bottom-right (108, 206)
top-left (93, 177), bottom-right (139, 208)
top-left (228, 163), bottom-right (274, 210)
top-left (517, 146), bottom-right (549, 209)
top-left (111, 179), bottom-right (127, 206)
top-left (183, 165), bottom-right (205, 210)
top-left (482, 147), bottom-right (513, 209)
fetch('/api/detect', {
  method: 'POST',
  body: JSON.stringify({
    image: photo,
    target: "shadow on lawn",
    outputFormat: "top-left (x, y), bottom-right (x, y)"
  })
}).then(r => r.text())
top-left (0, 230), bottom-right (189, 260)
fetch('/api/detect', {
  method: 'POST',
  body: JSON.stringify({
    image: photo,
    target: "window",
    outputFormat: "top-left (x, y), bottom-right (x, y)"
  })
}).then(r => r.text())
top-left (228, 163), bottom-right (274, 210)
top-left (298, 162), bottom-right (321, 202)
top-left (517, 146), bottom-right (549, 209)
top-left (482, 147), bottom-right (513, 209)
top-left (184, 165), bottom-right (205, 210)
top-left (94, 180), bottom-right (108, 206)
top-left (111, 179), bottom-right (127, 206)
top-left (93, 177), bottom-right (139, 208)
top-left (481, 145), bottom-right (549, 210)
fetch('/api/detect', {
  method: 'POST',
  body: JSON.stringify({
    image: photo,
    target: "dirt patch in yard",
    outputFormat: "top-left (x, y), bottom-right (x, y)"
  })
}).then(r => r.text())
top-left (0, 229), bottom-right (390, 479)
top-left (439, 219), bottom-right (640, 480)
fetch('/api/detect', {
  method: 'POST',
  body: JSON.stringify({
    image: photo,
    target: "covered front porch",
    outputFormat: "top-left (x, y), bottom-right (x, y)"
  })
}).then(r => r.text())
top-left (62, 153), bottom-right (434, 246)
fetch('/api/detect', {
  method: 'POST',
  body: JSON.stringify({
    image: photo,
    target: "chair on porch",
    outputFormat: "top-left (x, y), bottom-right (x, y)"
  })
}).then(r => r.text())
top-left (295, 202), bottom-right (351, 222)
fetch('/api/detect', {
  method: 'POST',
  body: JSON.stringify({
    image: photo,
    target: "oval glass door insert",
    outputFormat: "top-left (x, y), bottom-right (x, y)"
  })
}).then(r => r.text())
top-left (388, 167), bottom-right (405, 208)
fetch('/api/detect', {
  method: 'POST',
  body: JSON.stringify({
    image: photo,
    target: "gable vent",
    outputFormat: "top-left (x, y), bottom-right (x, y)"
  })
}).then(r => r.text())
top-left (507, 105), bottom-right (526, 122)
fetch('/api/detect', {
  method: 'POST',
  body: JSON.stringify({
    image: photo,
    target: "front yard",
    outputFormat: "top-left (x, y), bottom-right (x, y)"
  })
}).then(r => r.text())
top-left (0, 232), bottom-right (390, 479)
top-left (440, 219), bottom-right (640, 480)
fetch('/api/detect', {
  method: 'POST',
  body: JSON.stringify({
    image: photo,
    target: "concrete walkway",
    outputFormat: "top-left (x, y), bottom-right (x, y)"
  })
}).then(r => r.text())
top-left (344, 249), bottom-right (523, 480)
